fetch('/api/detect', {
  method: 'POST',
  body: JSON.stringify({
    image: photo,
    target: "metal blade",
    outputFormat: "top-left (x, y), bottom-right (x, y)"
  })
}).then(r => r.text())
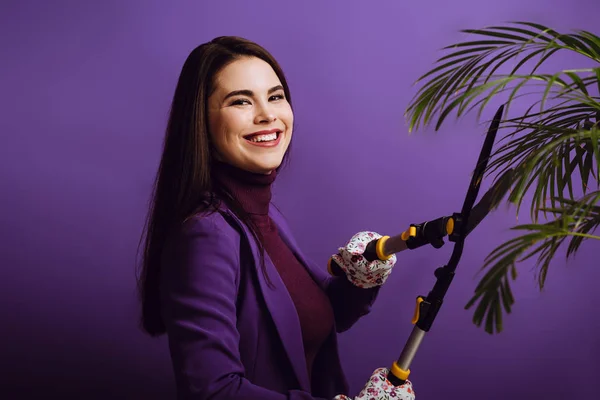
top-left (465, 167), bottom-right (513, 236)
top-left (448, 104), bottom-right (505, 270)
top-left (459, 104), bottom-right (505, 220)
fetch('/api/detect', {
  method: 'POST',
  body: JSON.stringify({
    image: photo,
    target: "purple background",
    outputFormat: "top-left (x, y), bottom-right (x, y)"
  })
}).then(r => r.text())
top-left (2, 0), bottom-right (599, 399)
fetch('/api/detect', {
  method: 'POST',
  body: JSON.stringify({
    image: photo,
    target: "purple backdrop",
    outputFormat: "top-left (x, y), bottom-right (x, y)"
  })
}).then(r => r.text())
top-left (2, 0), bottom-right (599, 399)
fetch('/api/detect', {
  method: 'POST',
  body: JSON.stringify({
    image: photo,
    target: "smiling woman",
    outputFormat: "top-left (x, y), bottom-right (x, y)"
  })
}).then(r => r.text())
top-left (207, 57), bottom-right (293, 174)
top-left (137, 36), bottom-right (414, 400)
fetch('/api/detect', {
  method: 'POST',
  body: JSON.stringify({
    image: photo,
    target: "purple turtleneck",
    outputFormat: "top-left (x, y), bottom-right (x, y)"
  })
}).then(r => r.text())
top-left (212, 161), bottom-right (335, 379)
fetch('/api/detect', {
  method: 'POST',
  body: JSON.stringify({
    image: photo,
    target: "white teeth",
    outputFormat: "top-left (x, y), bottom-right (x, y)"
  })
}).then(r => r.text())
top-left (249, 132), bottom-right (278, 142)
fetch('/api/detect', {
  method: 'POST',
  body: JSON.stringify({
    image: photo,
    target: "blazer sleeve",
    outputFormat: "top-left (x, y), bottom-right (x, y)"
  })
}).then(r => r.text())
top-left (159, 214), bottom-right (330, 400)
top-left (324, 275), bottom-right (381, 333)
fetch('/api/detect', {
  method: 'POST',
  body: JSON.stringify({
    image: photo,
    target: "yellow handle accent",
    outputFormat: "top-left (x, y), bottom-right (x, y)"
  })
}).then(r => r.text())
top-left (375, 236), bottom-right (392, 260)
top-left (400, 226), bottom-right (417, 241)
top-left (446, 217), bottom-right (454, 235)
top-left (390, 361), bottom-right (411, 381)
top-left (327, 258), bottom-right (334, 275)
top-left (411, 296), bottom-right (424, 324)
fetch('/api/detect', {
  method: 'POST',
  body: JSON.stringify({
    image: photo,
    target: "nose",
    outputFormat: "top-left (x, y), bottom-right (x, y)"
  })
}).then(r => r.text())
top-left (254, 102), bottom-right (277, 124)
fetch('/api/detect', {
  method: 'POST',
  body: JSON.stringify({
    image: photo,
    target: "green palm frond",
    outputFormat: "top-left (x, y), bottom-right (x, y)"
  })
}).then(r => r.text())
top-left (405, 21), bottom-right (600, 132)
top-left (402, 21), bottom-right (600, 334)
top-left (489, 124), bottom-right (600, 220)
top-left (403, 22), bottom-right (600, 217)
top-left (464, 190), bottom-right (600, 334)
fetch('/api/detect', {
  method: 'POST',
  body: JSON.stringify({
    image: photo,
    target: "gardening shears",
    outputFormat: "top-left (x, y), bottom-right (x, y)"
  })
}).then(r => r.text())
top-left (328, 104), bottom-right (510, 385)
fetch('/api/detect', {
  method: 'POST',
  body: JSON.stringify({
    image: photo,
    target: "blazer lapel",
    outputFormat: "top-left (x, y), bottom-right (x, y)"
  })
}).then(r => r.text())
top-left (269, 208), bottom-right (331, 291)
top-left (221, 209), bottom-right (311, 392)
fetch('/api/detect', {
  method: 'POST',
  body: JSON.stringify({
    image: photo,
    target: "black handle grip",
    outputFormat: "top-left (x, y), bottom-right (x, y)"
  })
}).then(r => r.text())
top-left (387, 372), bottom-right (406, 386)
top-left (405, 216), bottom-right (453, 250)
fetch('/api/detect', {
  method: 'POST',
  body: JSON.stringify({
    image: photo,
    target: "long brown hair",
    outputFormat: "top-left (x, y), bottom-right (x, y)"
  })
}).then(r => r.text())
top-left (137, 36), bottom-right (293, 336)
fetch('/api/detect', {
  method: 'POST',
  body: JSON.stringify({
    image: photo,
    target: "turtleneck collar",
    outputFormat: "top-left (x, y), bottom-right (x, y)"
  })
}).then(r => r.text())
top-left (211, 161), bottom-right (277, 216)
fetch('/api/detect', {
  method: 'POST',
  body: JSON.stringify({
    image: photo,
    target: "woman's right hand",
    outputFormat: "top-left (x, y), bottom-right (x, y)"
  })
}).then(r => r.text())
top-left (330, 231), bottom-right (397, 289)
top-left (333, 367), bottom-right (415, 400)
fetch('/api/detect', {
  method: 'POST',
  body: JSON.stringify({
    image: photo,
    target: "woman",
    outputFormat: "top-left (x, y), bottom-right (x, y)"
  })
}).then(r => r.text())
top-left (138, 36), bottom-right (415, 400)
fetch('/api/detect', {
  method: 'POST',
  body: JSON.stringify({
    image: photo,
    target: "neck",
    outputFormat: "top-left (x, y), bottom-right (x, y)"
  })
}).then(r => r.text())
top-left (212, 161), bottom-right (277, 215)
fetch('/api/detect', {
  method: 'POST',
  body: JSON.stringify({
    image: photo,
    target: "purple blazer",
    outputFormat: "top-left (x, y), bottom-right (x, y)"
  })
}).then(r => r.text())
top-left (160, 204), bottom-right (381, 399)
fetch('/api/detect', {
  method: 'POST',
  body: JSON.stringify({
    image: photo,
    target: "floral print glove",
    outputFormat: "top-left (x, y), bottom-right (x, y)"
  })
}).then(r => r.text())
top-left (333, 367), bottom-right (415, 400)
top-left (331, 231), bottom-right (397, 288)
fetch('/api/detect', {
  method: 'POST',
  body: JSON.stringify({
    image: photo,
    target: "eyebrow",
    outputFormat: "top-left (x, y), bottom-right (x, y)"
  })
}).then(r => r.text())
top-left (223, 85), bottom-right (284, 100)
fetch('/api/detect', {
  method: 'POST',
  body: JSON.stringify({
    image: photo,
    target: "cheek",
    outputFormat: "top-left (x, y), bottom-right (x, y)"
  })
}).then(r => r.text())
top-left (209, 111), bottom-right (236, 145)
top-left (220, 110), bottom-right (251, 135)
top-left (282, 107), bottom-right (294, 128)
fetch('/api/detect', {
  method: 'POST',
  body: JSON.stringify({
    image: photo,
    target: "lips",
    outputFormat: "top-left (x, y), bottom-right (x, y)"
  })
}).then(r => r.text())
top-left (243, 129), bottom-right (283, 147)
top-left (243, 129), bottom-right (282, 140)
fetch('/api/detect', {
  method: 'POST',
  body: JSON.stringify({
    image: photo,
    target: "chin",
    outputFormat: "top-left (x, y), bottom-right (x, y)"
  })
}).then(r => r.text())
top-left (257, 163), bottom-right (282, 174)
top-left (252, 158), bottom-right (284, 174)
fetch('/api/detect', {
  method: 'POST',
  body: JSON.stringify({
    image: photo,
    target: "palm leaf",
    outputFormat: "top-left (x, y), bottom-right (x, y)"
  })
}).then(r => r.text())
top-left (488, 125), bottom-right (600, 221)
top-left (465, 191), bottom-right (600, 334)
top-left (405, 21), bottom-right (600, 133)
top-left (403, 22), bottom-right (600, 334)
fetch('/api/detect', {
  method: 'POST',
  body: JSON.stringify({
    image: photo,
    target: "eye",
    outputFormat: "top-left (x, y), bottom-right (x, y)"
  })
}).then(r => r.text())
top-left (270, 93), bottom-right (285, 101)
top-left (231, 98), bottom-right (251, 106)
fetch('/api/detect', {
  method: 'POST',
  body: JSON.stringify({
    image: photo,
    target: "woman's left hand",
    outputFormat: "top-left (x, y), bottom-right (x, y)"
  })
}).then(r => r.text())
top-left (333, 367), bottom-right (415, 400)
top-left (330, 231), bottom-right (397, 288)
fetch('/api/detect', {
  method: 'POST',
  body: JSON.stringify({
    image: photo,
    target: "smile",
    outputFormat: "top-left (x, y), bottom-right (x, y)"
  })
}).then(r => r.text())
top-left (243, 130), bottom-right (282, 147)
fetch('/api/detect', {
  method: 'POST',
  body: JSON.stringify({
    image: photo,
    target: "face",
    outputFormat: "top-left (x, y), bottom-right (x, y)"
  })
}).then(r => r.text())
top-left (207, 56), bottom-right (293, 174)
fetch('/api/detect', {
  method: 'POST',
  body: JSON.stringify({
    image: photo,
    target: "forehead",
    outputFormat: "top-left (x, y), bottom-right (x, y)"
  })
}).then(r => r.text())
top-left (213, 56), bottom-right (282, 93)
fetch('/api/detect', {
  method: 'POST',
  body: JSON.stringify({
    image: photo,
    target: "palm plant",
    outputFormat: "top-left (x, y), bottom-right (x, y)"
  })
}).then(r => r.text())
top-left (404, 22), bottom-right (600, 334)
